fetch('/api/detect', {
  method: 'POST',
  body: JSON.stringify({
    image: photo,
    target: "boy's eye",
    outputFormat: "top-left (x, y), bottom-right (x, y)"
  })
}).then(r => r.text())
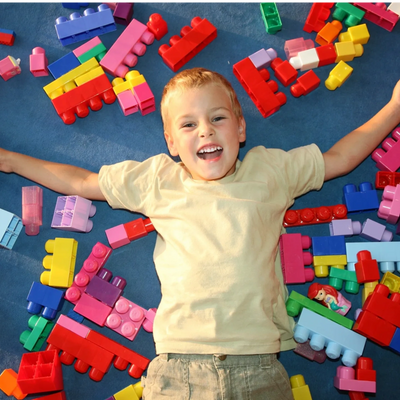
top-left (182, 122), bottom-right (196, 128)
top-left (213, 116), bottom-right (226, 122)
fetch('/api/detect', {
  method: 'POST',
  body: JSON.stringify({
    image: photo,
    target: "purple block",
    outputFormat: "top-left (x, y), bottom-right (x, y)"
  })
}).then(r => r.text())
top-left (329, 219), bottom-right (361, 236)
top-left (85, 268), bottom-right (126, 307)
top-left (360, 218), bottom-right (393, 242)
top-left (113, 3), bottom-right (134, 26)
top-left (248, 48), bottom-right (277, 70)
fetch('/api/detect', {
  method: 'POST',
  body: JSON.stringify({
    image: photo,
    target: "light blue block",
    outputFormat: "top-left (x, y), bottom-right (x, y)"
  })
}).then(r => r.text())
top-left (0, 208), bottom-right (23, 249)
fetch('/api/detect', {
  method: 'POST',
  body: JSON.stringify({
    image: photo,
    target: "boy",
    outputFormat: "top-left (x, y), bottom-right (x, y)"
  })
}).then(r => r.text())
top-left (1, 68), bottom-right (400, 399)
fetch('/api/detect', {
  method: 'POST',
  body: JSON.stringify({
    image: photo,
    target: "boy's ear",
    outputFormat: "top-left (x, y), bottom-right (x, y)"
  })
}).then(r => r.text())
top-left (239, 117), bottom-right (246, 143)
top-left (164, 131), bottom-right (179, 156)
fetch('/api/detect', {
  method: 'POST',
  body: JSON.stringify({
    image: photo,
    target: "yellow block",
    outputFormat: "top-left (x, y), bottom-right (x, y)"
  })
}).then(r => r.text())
top-left (290, 375), bottom-right (312, 400)
top-left (41, 238), bottom-right (78, 288)
top-left (113, 382), bottom-right (143, 400)
top-left (313, 255), bottom-right (347, 278)
top-left (362, 281), bottom-right (378, 305)
top-left (381, 271), bottom-right (400, 293)
top-left (112, 70), bottom-right (146, 95)
top-left (75, 66), bottom-right (105, 86)
top-left (43, 57), bottom-right (99, 99)
top-left (339, 23), bottom-right (370, 44)
top-left (325, 61), bottom-right (353, 91)
top-left (335, 41), bottom-right (363, 62)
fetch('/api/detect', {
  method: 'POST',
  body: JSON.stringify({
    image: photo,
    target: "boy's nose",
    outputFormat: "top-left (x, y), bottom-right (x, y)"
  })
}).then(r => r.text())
top-left (199, 123), bottom-right (214, 138)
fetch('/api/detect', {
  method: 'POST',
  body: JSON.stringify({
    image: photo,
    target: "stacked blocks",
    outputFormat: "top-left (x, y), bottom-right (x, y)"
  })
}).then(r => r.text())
top-left (0, 208), bottom-right (23, 249)
top-left (72, 36), bottom-right (107, 63)
top-left (0, 28), bottom-right (16, 46)
top-left (26, 282), bottom-right (64, 320)
top-left (41, 238), bottom-right (78, 288)
top-left (333, 360), bottom-right (376, 393)
top-left (260, 3), bottom-right (282, 34)
top-left (48, 52), bottom-right (80, 80)
top-left (51, 195), bottom-right (96, 233)
top-left (55, 4), bottom-right (116, 46)
top-left (371, 126), bottom-right (400, 171)
top-left (159, 16), bottom-right (217, 72)
top-left (29, 48), bottom-right (49, 77)
top-left (343, 182), bottom-right (379, 213)
top-left (100, 18), bottom-right (154, 77)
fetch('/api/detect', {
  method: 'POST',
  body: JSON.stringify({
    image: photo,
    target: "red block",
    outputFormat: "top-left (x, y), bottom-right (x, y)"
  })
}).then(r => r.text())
top-left (32, 392), bottom-right (67, 400)
top-left (147, 13), bottom-right (168, 40)
top-left (51, 74), bottom-right (116, 125)
top-left (290, 70), bottom-right (320, 98)
top-left (303, 3), bottom-right (334, 33)
top-left (270, 57), bottom-right (298, 87)
top-left (349, 392), bottom-right (369, 400)
top-left (375, 171), bottom-right (400, 189)
top-left (158, 16), bottom-right (217, 72)
top-left (354, 250), bottom-right (380, 284)
top-left (355, 357), bottom-right (376, 382)
top-left (315, 43), bottom-right (337, 66)
top-left (124, 217), bottom-right (155, 242)
top-left (0, 31), bottom-right (15, 46)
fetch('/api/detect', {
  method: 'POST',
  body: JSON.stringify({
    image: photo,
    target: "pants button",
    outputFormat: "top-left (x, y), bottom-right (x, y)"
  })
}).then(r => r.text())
top-left (218, 355), bottom-right (227, 361)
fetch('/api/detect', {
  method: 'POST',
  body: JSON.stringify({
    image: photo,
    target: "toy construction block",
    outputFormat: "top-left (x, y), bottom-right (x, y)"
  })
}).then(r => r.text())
top-left (290, 70), bottom-right (320, 98)
top-left (22, 186), bottom-right (43, 236)
top-left (388, 2), bottom-right (400, 18)
top-left (332, 3), bottom-right (365, 27)
top-left (354, 251), bottom-right (380, 284)
top-left (325, 61), bottom-right (353, 91)
top-left (329, 219), bottom-right (361, 237)
top-left (334, 365), bottom-right (376, 393)
top-left (347, 241), bottom-right (400, 273)
top-left (51, 195), bottom-right (96, 232)
top-left (290, 374), bottom-right (312, 400)
top-left (27, 281), bottom-right (64, 320)
top-left (17, 350), bottom-right (63, 394)
top-left (389, 327), bottom-right (400, 354)
top-left (147, 13), bottom-right (168, 41)
top-left (339, 23), bottom-right (370, 44)
top-left (316, 20), bottom-right (343, 46)
top-left (360, 218), bottom-right (393, 241)
top-left (372, 126), bottom-right (400, 172)
top-left (334, 41), bottom-right (363, 62)
top-left (20, 315), bottom-right (55, 352)
top-left (233, 56), bottom-right (286, 118)
top-left (375, 171), bottom-right (400, 189)
top-left (0, 369), bottom-right (27, 399)
top-left (294, 308), bottom-right (366, 367)
top-left (110, 382), bottom-right (143, 400)
top-left (381, 271), bottom-right (400, 293)
top-left (260, 3), bottom-right (282, 34)
top-left (113, 3), bottom-right (134, 26)
top-left (279, 233), bottom-right (314, 284)
top-left (41, 238), bottom-right (78, 288)
top-left (100, 18), bottom-right (154, 77)
top-left (0, 208), bottom-right (23, 249)
top-left (303, 3), bottom-right (334, 33)
top-left (289, 48), bottom-right (319, 71)
top-left (283, 204), bottom-right (347, 228)
top-left (111, 70), bottom-right (146, 95)
top-left (284, 37), bottom-right (314, 60)
top-left (0, 28), bottom-right (16, 46)
top-left (158, 16), bottom-right (217, 73)
top-left (65, 242), bottom-right (112, 305)
top-left (0, 55), bottom-right (21, 81)
top-left (31, 392), bottom-right (67, 400)
top-left (286, 290), bottom-right (354, 329)
top-left (55, 4), bottom-right (116, 46)
top-left (73, 36), bottom-right (107, 63)
top-left (353, 2), bottom-right (399, 32)
top-left (312, 235), bottom-right (346, 256)
top-left (29, 48), bottom-right (49, 77)
top-left (270, 57), bottom-right (298, 86)
top-left (343, 182), bottom-right (379, 213)
top-left (249, 48), bottom-right (277, 70)
top-left (329, 267), bottom-right (359, 294)
top-left (48, 52), bottom-right (80, 80)
top-left (106, 217), bottom-right (155, 249)
top-left (133, 82), bottom-right (156, 115)
top-left (294, 340), bottom-right (327, 363)
top-left (62, 3), bottom-right (89, 9)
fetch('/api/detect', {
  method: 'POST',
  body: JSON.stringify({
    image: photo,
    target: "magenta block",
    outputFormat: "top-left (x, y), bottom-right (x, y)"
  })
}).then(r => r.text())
top-left (329, 219), bottom-right (361, 237)
top-left (248, 48), bottom-right (277, 70)
top-left (142, 308), bottom-right (156, 333)
top-left (378, 183), bottom-right (400, 224)
top-left (22, 186), bottom-right (43, 236)
top-left (360, 218), bottom-right (393, 242)
top-left (29, 47), bottom-right (49, 77)
top-left (372, 127), bottom-right (400, 172)
top-left (73, 292), bottom-right (111, 326)
top-left (0, 55), bottom-right (21, 81)
top-left (105, 224), bottom-right (129, 249)
top-left (56, 314), bottom-right (90, 338)
top-left (333, 365), bottom-right (376, 393)
top-left (133, 82), bottom-right (155, 115)
top-left (85, 268), bottom-right (126, 307)
top-left (117, 90), bottom-right (139, 116)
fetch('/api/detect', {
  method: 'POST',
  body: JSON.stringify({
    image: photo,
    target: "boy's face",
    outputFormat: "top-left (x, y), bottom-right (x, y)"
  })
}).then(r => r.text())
top-left (164, 83), bottom-right (246, 181)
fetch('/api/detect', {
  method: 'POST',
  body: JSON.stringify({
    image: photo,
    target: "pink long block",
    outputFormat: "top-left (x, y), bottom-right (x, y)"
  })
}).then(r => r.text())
top-left (100, 19), bottom-right (154, 77)
top-left (371, 127), bottom-right (400, 172)
top-left (133, 82), bottom-right (155, 115)
top-left (378, 184), bottom-right (400, 224)
top-left (334, 366), bottom-right (376, 393)
top-left (117, 90), bottom-right (139, 116)
top-left (29, 47), bottom-right (49, 77)
top-left (65, 242), bottom-right (112, 305)
top-left (279, 233), bottom-right (314, 284)
top-left (22, 186), bottom-right (43, 236)
top-left (73, 36), bottom-right (102, 57)
top-left (56, 314), bottom-right (90, 338)
top-left (353, 2), bottom-right (399, 31)
top-left (105, 224), bottom-right (130, 249)
top-left (73, 292), bottom-right (111, 326)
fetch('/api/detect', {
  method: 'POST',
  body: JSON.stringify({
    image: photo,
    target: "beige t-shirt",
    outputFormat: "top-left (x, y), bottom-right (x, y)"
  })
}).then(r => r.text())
top-left (99, 144), bottom-right (325, 354)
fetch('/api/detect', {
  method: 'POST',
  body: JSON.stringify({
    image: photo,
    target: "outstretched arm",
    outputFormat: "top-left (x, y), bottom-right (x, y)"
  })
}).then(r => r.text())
top-left (323, 80), bottom-right (400, 181)
top-left (0, 148), bottom-right (105, 201)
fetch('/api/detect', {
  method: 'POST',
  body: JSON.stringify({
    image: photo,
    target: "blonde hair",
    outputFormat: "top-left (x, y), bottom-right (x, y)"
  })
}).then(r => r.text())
top-left (160, 67), bottom-right (243, 128)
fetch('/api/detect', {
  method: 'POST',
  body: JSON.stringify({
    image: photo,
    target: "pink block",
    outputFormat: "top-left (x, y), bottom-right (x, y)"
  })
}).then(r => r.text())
top-left (284, 37), bottom-right (314, 60)
top-left (73, 292), bottom-right (111, 326)
top-left (100, 18), bottom-right (154, 77)
top-left (22, 186), bottom-right (43, 236)
top-left (0, 55), bottom-right (21, 81)
top-left (56, 314), bottom-right (90, 338)
top-left (371, 127), bottom-right (400, 172)
top-left (378, 184), bottom-right (400, 224)
top-left (29, 47), bottom-right (49, 77)
top-left (279, 233), bottom-right (314, 284)
top-left (65, 242), bottom-right (112, 305)
top-left (334, 366), bottom-right (376, 393)
top-left (106, 296), bottom-right (146, 340)
top-left (105, 224), bottom-right (130, 249)
top-left (117, 90), bottom-right (139, 116)
top-left (133, 82), bottom-right (155, 115)
top-left (73, 36), bottom-right (103, 57)
top-left (142, 308), bottom-right (157, 333)
top-left (353, 2), bottom-right (399, 31)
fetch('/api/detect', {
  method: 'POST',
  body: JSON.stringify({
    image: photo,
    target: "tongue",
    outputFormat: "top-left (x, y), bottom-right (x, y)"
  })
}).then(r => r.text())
top-left (198, 149), bottom-right (222, 160)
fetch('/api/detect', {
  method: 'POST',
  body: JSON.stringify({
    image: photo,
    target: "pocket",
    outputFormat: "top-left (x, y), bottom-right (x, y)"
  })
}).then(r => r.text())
top-left (143, 356), bottom-right (166, 389)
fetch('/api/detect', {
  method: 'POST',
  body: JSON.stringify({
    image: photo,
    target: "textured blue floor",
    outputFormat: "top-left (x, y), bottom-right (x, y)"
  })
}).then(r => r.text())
top-left (1, 2), bottom-right (400, 399)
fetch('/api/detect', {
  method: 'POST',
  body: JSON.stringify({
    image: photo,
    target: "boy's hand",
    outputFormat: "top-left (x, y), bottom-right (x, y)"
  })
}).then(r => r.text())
top-left (0, 148), bottom-right (12, 173)
top-left (391, 79), bottom-right (400, 108)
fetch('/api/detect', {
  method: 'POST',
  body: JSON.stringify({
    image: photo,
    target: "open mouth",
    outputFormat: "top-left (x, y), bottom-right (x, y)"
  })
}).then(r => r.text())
top-left (197, 146), bottom-right (223, 160)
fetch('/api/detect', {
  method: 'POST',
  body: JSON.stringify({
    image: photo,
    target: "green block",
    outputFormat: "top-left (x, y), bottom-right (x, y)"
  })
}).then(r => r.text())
top-left (329, 267), bottom-right (360, 294)
top-left (286, 290), bottom-right (353, 329)
top-left (260, 3), bottom-right (282, 34)
top-left (332, 3), bottom-right (365, 27)
top-left (77, 42), bottom-right (107, 64)
top-left (20, 315), bottom-right (54, 352)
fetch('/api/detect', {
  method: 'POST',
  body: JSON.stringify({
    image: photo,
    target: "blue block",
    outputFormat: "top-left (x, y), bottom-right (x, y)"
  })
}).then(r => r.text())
top-left (55, 4), bottom-right (116, 46)
top-left (48, 52), bottom-right (80, 79)
top-left (62, 3), bottom-right (89, 9)
top-left (343, 182), bottom-right (379, 213)
top-left (312, 235), bottom-right (346, 256)
top-left (66, 308), bottom-right (85, 323)
top-left (26, 281), bottom-right (65, 320)
top-left (0, 208), bottom-right (23, 249)
top-left (389, 327), bottom-right (400, 355)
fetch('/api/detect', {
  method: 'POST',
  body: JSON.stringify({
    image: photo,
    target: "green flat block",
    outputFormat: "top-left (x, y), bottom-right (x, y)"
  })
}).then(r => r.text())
top-left (286, 290), bottom-right (354, 329)
top-left (20, 315), bottom-right (55, 352)
top-left (78, 42), bottom-right (107, 63)
top-left (332, 3), bottom-right (365, 27)
top-left (260, 3), bottom-right (282, 34)
top-left (329, 267), bottom-right (360, 294)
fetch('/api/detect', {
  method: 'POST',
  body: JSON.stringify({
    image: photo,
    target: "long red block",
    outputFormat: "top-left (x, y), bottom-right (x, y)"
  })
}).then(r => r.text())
top-left (303, 3), bottom-right (334, 33)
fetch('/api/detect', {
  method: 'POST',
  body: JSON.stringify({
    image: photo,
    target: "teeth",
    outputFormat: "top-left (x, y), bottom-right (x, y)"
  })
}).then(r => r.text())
top-left (198, 146), bottom-right (222, 154)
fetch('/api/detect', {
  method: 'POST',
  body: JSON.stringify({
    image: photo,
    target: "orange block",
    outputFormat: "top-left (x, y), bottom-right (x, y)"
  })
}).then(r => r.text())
top-left (0, 369), bottom-right (27, 399)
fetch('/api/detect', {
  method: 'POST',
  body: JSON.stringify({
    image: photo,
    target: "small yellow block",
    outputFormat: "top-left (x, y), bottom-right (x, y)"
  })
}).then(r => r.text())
top-left (112, 70), bottom-right (146, 95)
top-left (41, 238), bottom-right (78, 288)
top-left (113, 382), bottom-right (143, 400)
top-left (362, 281), bottom-right (378, 305)
top-left (75, 66), bottom-right (105, 86)
top-left (335, 41), bottom-right (363, 62)
top-left (339, 23), bottom-right (370, 44)
top-left (313, 255), bottom-right (347, 278)
top-left (381, 271), bottom-right (400, 293)
top-left (290, 374), bottom-right (312, 400)
top-left (325, 61), bottom-right (353, 91)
